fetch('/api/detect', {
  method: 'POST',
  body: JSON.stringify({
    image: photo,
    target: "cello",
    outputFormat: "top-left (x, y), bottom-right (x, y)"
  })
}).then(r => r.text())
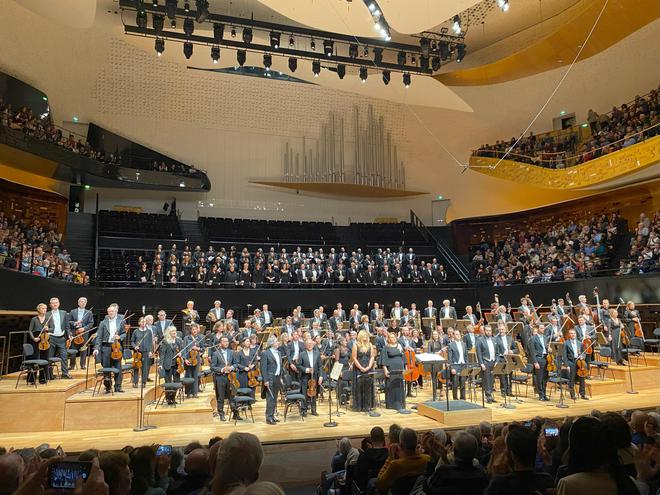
top-left (403, 348), bottom-right (420, 383)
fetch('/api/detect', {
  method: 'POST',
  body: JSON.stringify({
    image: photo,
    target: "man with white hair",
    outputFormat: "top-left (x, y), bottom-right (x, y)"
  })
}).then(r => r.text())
top-left (69, 296), bottom-right (94, 370)
top-left (260, 335), bottom-right (282, 425)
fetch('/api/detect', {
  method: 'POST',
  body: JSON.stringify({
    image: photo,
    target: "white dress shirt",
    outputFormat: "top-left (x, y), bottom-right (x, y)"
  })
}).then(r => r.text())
top-left (456, 343), bottom-right (465, 364)
top-left (486, 338), bottom-right (495, 361)
top-left (107, 318), bottom-right (117, 342)
top-left (52, 311), bottom-right (63, 336)
top-left (271, 348), bottom-right (281, 375)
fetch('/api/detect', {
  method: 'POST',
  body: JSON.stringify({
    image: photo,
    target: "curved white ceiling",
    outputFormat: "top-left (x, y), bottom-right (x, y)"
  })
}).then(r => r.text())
top-left (256, 0), bottom-right (481, 36)
top-left (15, 0), bottom-right (97, 29)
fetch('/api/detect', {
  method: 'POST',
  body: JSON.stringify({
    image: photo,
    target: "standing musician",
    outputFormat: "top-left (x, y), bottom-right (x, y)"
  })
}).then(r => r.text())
top-left (261, 335), bottom-right (282, 425)
top-left (93, 304), bottom-right (126, 393)
top-left (530, 325), bottom-right (550, 401)
top-left (210, 335), bottom-right (237, 421)
top-left (447, 329), bottom-right (467, 400)
top-left (598, 298), bottom-right (613, 329)
top-left (370, 303), bottom-right (383, 323)
top-left (546, 316), bottom-right (563, 343)
top-left (235, 336), bottom-right (259, 397)
top-left (154, 310), bottom-right (172, 343)
top-left (183, 323), bottom-right (205, 398)
top-left (27, 302), bottom-right (51, 384)
top-left (427, 329), bottom-right (447, 394)
top-left (476, 325), bottom-right (498, 403)
top-left (224, 309), bottom-right (239, 334)
top-left (440, 299), bottom-right (458, 320)
top-left (130, 317), bottom-right (154, 388)
top-left (282, 316), bottom-right (296, 336)
top-left (287, 331), bottom-right (304, 383)
top-left (46, 297), bottom-right (72, 379)
top-left (380, 331), bottom-right (406, 411)
top-left (300, 338), bottom-right (323, 417)
top-left (575, 315), bottom-right (596, 367)
top-left (158, 326), bottom-right (183, 402)
top-left (463, 306), bottom-right (478, 325)
top-left (68, 297), bottom-right (94, 370)
top-left (496, 305), bottom-right (512, 323)
top-left (390, 301), bottom-right (403, 320)
top-left (262, 304), bottom-right (273, 328)
top-left (206, 300), bottom-right (225, 325)
top-left (463, 324), bottom-right (478, 352)
top-left (240, 320), bottom-right (258, 342)
top-left (351, 330), bottom-right (376, 413)
top-left (623, 301), bottom-right (643, 340)
top-left (562, 328), bottom-right (589, 401)
top-left (336, 303), bottom-right (347, 322)
top-left (495, 323), bottom-right (515, 397)
top-left (182, 300), bottom-right (199, 336)
top-left (424, 300), bottom-right (437, 323)
top-left (607, 308), bottom-right (627, 365)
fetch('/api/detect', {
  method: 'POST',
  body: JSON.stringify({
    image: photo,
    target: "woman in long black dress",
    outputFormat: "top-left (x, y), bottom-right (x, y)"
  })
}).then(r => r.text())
top-left (351, 330), bottom-right (376, 412)
top-left (235, 336), bottom-right (257, 397)
top-left (427, 330), bottom-right (446, 393)
top-left (380, 332), bottom-right (405, 411)
top-left (27, 302), bottom-right (49, 383)
top-left (334, 337), bottom-right (351, 405)
top-left (607, 308), bottom-right (626, 365)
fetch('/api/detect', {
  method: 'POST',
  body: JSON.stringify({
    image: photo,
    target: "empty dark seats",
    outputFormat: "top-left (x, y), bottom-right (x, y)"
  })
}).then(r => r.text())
top-left (98, 210), bottom-right (182, 238)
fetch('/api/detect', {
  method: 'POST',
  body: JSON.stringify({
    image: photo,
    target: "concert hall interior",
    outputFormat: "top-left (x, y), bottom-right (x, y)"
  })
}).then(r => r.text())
top-left (1, 1), bottom-right (660, 494)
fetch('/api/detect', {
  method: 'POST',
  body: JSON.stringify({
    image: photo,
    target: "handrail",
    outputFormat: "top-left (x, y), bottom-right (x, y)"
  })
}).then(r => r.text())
top-left (473, 122), bottom-right (660, 169)
top-left (409, 210), bottom-right (471, 283)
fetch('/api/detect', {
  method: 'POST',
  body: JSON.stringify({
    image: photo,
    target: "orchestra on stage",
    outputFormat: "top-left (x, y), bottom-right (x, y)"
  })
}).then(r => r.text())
top-left (23, 290), bottom-right (647, 422)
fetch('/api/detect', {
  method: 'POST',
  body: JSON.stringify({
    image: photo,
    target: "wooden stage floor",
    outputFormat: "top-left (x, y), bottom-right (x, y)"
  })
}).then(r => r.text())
top-left (1, 358), bottom-right (659, 453)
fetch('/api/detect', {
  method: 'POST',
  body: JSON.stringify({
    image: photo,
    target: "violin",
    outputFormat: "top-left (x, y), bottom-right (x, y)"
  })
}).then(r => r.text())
top-left (546, 353), bottom-right (557, 372)
top-left (38, 328), bottom-right (50, 351)
top-left (248, 367), bottom-right (261, 388)
top-left (403, 348), bottom-right (420, 382)
top-left (73, 328), bottom-right (85, 346)
top-left (133, 349), bottom-right (143, 369)
top-left (228, 371), bottom-right (240, 389)
top-left (307, 373), bottom-right (318, 398)
top-left (576, 357), bottom-right (589, 378)
top-left (111, 336), bottom-right (123, 360)
top-left (621, 327), bottom-right (631, 347)
top-left (582, 336), bottom-right (593, 355)
top-left (189, 347), bottom-right (199, 367)
top-left (176, 355), bottom-right (185, 374)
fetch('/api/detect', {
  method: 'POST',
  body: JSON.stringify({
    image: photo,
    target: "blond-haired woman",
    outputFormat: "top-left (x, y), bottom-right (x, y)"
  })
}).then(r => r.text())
top-left (27, 302), bottom-right (50, 383)
top-left (351, 329), bottom-right (376, 412)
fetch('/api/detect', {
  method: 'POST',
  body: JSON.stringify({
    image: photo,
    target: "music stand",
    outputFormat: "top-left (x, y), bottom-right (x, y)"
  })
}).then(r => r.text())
top-left (422, 317), bottom-right (435, 337)
top-left (415, 353), bottom-right (445, 401)
top-left (551, 342), bottom-right (569, 409)
top-left (440, 317), bottom-right (456, 329)
top-left (455, 320), bottom-right (471, 334)
top-left (324, 363), bottom-right (343, 427)
top-left (457, 364), bottom-right (472, 402)
top-left (493, 362), bottom-right (514, 409)
top-left (468, 365), bottom-right (484, 407)
top-left (367, 369), bottom-right (382, 417)
top-left (508, 354), bottom-right (525, 404)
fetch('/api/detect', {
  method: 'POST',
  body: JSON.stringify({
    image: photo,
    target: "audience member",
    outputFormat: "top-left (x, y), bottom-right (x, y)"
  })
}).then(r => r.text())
top-left (376, 427), bottom-right (430, 493)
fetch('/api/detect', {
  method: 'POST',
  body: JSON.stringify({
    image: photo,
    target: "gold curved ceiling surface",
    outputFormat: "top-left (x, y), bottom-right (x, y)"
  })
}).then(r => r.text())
top-left (437, 0), bottom-right (660, 86)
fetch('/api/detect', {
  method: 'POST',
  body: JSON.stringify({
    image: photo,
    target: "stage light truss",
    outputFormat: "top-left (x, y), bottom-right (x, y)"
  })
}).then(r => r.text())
top-left (118, 0), bottom-right (434, 75)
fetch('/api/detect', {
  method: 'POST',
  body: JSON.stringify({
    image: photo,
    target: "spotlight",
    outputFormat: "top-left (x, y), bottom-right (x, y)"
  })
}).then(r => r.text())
top-left (270, 31), bottom-right (281, 49)
top-left (184, 1), bottom-right (190, 12)
top-left (431, 56), bottom-right (441, 71)
top-left (456, 44), bottom-right (466, 62)
top-left (170, 19), bottom-right (176, 28)
top-left (183, 17), bottom-right (194, 36)
top-left (213, 23), bottom-right (224, 42)
top-left (323, 40), bottom-right (334, 57)
top-left (420, 37), bottom-right (430, 57)
top-left (183, 41), bottom-right (193, 59)
top-left (195, 0), bottom-right (209, 22)
top-left (230, 27), bottom-right (236, 38)
top-left (397, 51), bottom-right (406, 65)
top-left (382, 70), bottom-right (390, 85)
top-left (403, 72), bottom-right (411, 88)
top-left (310, 39), bottom-right (316, 51)
top-left (289, 36), bottom-right (295, 47)
top-left (336, 64), bottom-right (346, 79)
top-left (368, 2), bottom-right (376, 12)
top-left (439, 41), bottom-right (450, 60)
top-left (152, 14), bottom-right (164, 34)
top-left (211, 45), bottom-right (220, 63)
top-left (452, 15), bottom-right (462, 34)
top-left (411, 55), bottom-right (416, 64)
top-left (155, 38), bottom-right (165, 56)
top-left (349, 44), bottom-right (358, 58)
top-left (236, 49), bottom-right (246, 66)
top-left (363, 46), bottom-right (369, 56)
top-left (165, 0), bottom-right (177, 20)
top-left (242, 27), bottom-right (253, 44)
top-left (263, 54), bottom-right (272, 71)
top-left (359, 67), bottom-right (367, 82)
top-left (136, 10), bottom-right (147, 28)
top-left (373, 47), bottom-right (383, 65)
top-left (152, 0), bottom-right (158, 6)
top-left (420, 55), bottom-right (429, 71)
top-left (288, 57), bottom-right (298, 72)
top-left (497, 0), bottom-right (509, 11)
top-left (312, 60), bottom-right (321, 77)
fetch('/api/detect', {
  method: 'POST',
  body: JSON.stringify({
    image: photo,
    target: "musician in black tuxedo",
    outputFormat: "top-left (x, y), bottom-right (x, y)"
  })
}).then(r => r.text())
top-left (46, 297), bottom-right (72, 379)
top-left (463, 306), bottom-right (479, 326)
top-left (130, 317), bottom-right (154, 387)
top-left (93, 304), bottom-right (126, 393)
top-left (68, 296), bottom-right (94, 370)
top-left (210, 336), bottom-right (236, 422)
top-left (261, 335), bottom-right (283, 425)
top-left (286, 332), bottom-right (305, 384)
top-left (494, 323), bottom-right (515, 396)
top-left (224, 309), bottom-right (240, 334)
top-left (447, 330), bottom-right (467, 400)
top-left (476, 325), bottom-right (498, 403)
top-left (328, 311), bottom-right (341, 332)
top-left (424, 300), bottom-right (437, 321)
top-left (299, 338), bottom-right (324, 416)
top-left (183, 323), bottom-right (206, 398)
top-left (422, 263), bottom-right (436, 284)
top-left (206, 300), bottom-right (225, 325)
top-left (379, 265), bottom-right (393, 286)
top-left (336, 303), bottom-right (347, 322)
top-left (440, 300), bottom-right (457, 320)
top-left (362, 266), bottom-right (377, 285)
top-left (463, 325), bottom-right (478, 352)
top-left (182, 300), bottom-right (199, 336)
top-left (530, 326), bottom-right (550, 401)
top-left (154, 310), bottom-right (173, 342)
top-left (261, 304), bottom-right (274, 328)
top-left (370, 304), bottom-right (383, 323)
top-left (562, 328), bottom-right (588, 400)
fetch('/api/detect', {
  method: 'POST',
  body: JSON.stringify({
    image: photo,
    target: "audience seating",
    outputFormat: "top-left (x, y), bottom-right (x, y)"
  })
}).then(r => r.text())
top-left (98, 210), bottom-right (182, 238)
